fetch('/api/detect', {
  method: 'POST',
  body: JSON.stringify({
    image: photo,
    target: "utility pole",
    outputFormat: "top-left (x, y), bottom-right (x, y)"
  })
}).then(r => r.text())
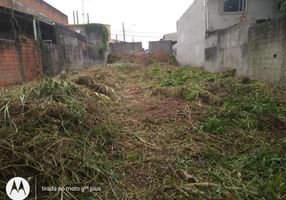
top-left (122, 23), bottom-right (126, 42)
top-left (87, 13), bottom-right (90, 24)
top-left (76, 11), bottom-right (79, 24)
top-left (82, 0), bottom-right (85, 24)
top-left (73, 11), bottom-right (76, 24)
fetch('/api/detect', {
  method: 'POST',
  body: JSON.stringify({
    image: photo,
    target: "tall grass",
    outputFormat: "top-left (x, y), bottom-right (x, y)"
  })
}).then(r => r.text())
top-left (0, 77), bottom-right (123, 199)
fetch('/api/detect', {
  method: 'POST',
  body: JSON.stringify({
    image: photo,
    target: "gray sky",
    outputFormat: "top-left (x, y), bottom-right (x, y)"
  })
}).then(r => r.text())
top-left (44, 0), bottom-right (193, 48)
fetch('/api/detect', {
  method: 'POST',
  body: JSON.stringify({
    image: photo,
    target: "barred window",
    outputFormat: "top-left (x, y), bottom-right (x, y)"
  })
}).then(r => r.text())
top-left (224, 0), bottom-right (247, 12)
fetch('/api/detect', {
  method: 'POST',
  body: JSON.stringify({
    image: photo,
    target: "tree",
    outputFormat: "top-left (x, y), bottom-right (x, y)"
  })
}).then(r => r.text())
top-left (280, 0), bottom-right (286, 13)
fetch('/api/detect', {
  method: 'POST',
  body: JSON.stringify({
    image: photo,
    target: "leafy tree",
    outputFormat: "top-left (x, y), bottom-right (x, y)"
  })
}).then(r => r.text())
top-left (280, 0), bottom-right (286, 13)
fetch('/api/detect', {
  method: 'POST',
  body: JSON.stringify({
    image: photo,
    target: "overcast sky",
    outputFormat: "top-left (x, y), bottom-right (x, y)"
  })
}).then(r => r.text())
top-left (44, 0), bottom-right (193, 48)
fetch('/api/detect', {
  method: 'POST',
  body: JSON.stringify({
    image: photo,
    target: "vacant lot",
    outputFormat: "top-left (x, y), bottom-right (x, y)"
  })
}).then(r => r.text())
top-left (0, 61), bottom-right (285, 199)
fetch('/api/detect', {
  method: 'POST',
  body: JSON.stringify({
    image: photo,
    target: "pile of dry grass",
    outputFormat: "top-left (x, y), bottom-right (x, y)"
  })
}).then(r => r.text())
top-left (0, 77), bottom-right (122, 199)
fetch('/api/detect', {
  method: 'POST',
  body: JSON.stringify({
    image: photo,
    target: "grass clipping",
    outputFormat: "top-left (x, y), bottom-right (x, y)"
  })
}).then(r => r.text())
top-left (0, 77), bottom-right (119, 199)
top-left (143, 64), bottom-right (286, 199)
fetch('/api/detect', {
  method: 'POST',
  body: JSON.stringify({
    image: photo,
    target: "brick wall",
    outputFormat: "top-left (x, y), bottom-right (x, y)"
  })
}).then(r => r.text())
top-left (21, 39), bottom-right (43, 81)
top-left (0, 38), bottom-right (43, 87)
top-left (0, 39), bottom-right (21, 86)
top-left (0, 0), bottom-right (68, 25)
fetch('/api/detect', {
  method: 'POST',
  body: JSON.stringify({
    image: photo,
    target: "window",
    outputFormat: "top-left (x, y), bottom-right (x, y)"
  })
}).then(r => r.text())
top-left (224, 0), bottom-right (247, 12)
top-left (40, 22), bottom-right (57, 44)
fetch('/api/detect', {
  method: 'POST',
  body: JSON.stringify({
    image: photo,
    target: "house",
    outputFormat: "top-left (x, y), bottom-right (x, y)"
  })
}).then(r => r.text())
top-left (162, 32), bottom-right (177, 43)
top-left (0, 0), bottom-right (109, 86)
top-left (176, 0), bottom-right (282, 67)
top-left (0, 0), bottom-right (68, 25)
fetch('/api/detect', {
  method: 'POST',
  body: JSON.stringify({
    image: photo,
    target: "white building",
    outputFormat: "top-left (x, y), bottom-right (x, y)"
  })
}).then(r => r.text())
top-left (162, 32), bottom-right (177, 42)
top-left (177, 0), bottom-right (282, 67)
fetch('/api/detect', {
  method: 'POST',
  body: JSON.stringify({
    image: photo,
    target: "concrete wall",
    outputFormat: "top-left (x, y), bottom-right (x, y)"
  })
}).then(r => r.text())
top-left (248, 18), bottom-right (286, 84)
top-left (176, 0), bottom-right (286, 84)
top-left (177, 0), bottom-right (282, 67)
top-left (68, 24), bottom-right (111, 41)
top-left (0, 0), bottom-right (68, 25)
top-left (67, 24), bottom-right (111, 64)
top-left (149, 41), bottom-right (173, 55)
top-left (42, 24), bottom-right (107, 75)
top-left (177, 0), bottom-right (206, 66)
top-left (205, 22), bottom-right (249, 75)
top-left (0, 38), bottom-right (43, 86)
top-left (207, 0), bottom-right (281, 32)
top-left (109, 42), bottom-right (143, 56)
top-left (204, 17), bottom-right (286, 85)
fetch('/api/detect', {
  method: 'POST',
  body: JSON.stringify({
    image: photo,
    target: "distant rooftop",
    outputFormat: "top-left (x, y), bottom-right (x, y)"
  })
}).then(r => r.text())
top-left (162, 32), bottom-right (177, 42)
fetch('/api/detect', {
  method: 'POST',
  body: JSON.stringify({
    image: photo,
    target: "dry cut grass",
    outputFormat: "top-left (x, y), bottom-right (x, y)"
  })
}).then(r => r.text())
top-left (0, 60), bottom-right (285, 200)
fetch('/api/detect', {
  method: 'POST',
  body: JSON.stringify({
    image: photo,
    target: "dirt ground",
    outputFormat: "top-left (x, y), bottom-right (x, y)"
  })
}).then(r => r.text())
top-left (72, 62), bottom-right (286, 199)
top-left (1, 61), bottom-right (284, 199)
top-left (72, 64), bottom-right (213, 199)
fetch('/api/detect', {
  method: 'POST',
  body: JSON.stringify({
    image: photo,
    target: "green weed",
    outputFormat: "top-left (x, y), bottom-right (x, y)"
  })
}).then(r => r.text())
top-left (200, 80), bottom-right (285, 133)
top-left (160, 67), bottom-right (191, 87)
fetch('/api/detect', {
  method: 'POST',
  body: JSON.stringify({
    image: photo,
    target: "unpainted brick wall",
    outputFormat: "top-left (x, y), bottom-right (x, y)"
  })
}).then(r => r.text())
top-left (0, 38), bottom-right (43, 87)
top-left (21, 39), bottom-right (43, 81)
top-left (0, 39), bottom-right (21, 86)
top-left (0, 0), bottom-right (68, 25)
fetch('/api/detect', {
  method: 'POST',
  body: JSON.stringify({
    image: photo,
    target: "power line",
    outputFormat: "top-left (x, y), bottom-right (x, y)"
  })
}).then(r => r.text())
top-left (112, 30), bottom-right (165, 34)
top-left (111, 34), bottom-right (161, 38)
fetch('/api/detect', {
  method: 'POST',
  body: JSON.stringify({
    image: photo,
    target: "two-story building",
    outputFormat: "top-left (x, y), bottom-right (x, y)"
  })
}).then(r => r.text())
top-left (177, 0), bottom-right (282, 67)
top-left (0, 0), bottom-right (110, 86)
top-left (0, 0), bottom-right (68, 25)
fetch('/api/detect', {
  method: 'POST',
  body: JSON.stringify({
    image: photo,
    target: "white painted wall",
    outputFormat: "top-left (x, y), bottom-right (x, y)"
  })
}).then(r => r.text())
top-left (176, 0), bottom-right (206, 66)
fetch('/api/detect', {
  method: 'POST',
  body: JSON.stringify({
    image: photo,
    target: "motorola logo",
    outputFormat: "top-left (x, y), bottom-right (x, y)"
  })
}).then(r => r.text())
top-left (6, 177), bottom-right (30, 200)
